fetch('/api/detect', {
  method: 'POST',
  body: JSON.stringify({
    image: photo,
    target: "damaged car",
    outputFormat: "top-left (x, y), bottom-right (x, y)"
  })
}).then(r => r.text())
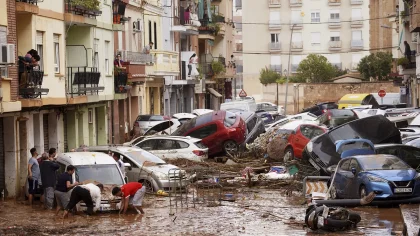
top-left (316, 109), bottom-right (359, 129)
top-left (303, 115), bottom-right (402, 175)
top-left (233, 111), bottom-right (265, 144)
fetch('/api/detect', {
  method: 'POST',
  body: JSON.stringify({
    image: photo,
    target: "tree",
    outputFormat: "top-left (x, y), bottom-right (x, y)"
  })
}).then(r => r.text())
top-left (295, 54), bottom-right (336, 83)
top-left (259, 67), bottom-right (280, 85)
top-left (357, 52), bottom-right (392, 81)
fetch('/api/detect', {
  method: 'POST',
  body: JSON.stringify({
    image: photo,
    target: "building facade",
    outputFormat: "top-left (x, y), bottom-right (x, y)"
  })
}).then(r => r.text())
top-left (242, 0), bottom-right (370, 105)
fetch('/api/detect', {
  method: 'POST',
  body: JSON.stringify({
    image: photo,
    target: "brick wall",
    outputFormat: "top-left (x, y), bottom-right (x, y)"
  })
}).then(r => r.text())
top-left (7, 0), bottom-right (18, 101)
top-left (369, 0), bottom-right (396, 52)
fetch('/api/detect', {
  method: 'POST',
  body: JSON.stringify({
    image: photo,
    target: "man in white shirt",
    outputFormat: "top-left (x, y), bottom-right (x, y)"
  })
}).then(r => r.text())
top-left (63, 183), bottom-right (103, 218)
top-left (113, 153), bottom-right (125, 178)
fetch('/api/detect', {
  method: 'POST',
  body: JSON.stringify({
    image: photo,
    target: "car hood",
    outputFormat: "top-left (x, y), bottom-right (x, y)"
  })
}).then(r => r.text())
top-left (146, 164), bottom-right (180, 175)
top-left (364, 169), bottom-right (417, 181)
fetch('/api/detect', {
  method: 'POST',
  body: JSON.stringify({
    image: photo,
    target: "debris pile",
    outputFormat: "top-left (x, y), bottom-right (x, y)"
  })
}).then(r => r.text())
top-left (246, 127), bottom-right (291, 160)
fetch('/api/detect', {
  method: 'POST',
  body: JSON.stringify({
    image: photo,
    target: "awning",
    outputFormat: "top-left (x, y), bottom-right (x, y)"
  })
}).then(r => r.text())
top-left (208, 88), bottom-right (222, 98)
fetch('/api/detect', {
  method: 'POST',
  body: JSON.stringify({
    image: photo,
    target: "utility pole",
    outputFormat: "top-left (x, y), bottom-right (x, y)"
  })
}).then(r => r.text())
top-left (284, 24), bottom-right (296, 115)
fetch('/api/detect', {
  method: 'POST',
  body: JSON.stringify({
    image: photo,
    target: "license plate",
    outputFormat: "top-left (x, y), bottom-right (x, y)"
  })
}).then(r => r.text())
top-left (309, 158), bottom-right (321, 170)
top-left (317, 216), bottom-right (324, 227)
top-left (394, 188), bottom-right (412, 193)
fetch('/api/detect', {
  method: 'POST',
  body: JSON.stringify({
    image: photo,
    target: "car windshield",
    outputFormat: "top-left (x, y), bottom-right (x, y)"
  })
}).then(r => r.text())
top-left (323, 103), bottom-right (338, 109)
top-left (125, 151), bottom-right (166, 165)
top-left (330, 117), bottom-right (358, 127)
top-left (136, 115), bottom-right (151, 121)
top-left (172, 113), bottom-right (213, 136)
top-left (330, 110), bottom-right (356, 117)
top-left (406, 138), bottom-right (420, 148)
top-left (150, 116), bottom-right (164, 121)
top-left (360, 156), bottom-right (411, 170)
top-left (224, 111), bottom-right (237, 127)
top-left (75, 164), bottom-right (124, 185)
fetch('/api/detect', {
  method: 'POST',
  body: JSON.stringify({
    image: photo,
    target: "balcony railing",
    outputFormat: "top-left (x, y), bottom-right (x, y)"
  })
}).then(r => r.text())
top-left (269, 20), bottom-right (282, 29)
top-left (269, 42), bottom-right (281, 51)
top-left (200, 63), bottom-right (214, 77)
top-left (290, 20), bottom-right (303, 29)
top-left (19, 69), bottom-right (49, 99)
top-left (351, 17), bottom-right (363, 27)
top-left (114, 70), bottom-right (129, 93)
top-left (331, 62), bottom-right (342, 69)
top-left (351, 39), bottom-right (364, 49)
top-left (118, 50), bottom-right (154, 64)
top-left (329, 40), bottom-right (342, 50)
top-left (66, 67), bottom-right (104, 97)
top-left (269, 0), bottom-right (281, 7)
top-left (148, 51), bottom-right (180, 75)
top-left (328, 18), bottom-right (341, 27)
top-left (328, 0), bottom-right (341, 5)
top-left (180, 12), bottom-right (201, 27)
top-left (270, 64), bottom-right (282, 73)
top-left (212, 14), bottom-right (225, 23)
top-left (16, 0), bottom-right (40, 5)
top-left (113, 0), bottom-right (129, 24)
top-left (65, 0), bottom-right (102, 18)
top-left (236, 64), bottom-right (243, 73)
top-left (291, 64), bottom-right (299, 73)
top-left (199, 20), bottom-right (217, 36)
top-left (351, 0), bottom-right (363, 4)
top-left (291, 41), bottom-right (303, 50)
top-left (289, 0), bottom-right (302, 7)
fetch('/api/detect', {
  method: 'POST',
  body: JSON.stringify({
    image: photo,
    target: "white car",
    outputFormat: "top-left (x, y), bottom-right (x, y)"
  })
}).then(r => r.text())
top-left (172, 113), bottom-right (197, 124)
top-left (192, 109), bottom-right (213, 116)
top-left (131, 136), bottom-right (209, 162)
top-left (265, 112), bottom-right (318, 131)
top-left (135, 114), bottom-right (172, 132)
top-left (257, 102), bottom-right (284, 116)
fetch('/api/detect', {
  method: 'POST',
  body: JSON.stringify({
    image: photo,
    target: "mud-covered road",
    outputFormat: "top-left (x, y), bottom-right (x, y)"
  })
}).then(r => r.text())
top-left (0, 190), bottom-right (404, 235)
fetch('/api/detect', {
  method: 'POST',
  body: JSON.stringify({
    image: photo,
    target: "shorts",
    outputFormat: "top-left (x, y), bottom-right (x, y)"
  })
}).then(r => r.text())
top-left (55, 189), bottom-right (72, 209)
top-left (28, 178), bottom-right (42, 195)
top-left (129, 186), bottom-right (146, 207)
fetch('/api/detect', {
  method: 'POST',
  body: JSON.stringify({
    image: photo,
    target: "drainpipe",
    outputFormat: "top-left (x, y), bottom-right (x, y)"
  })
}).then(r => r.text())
top-left (14, 117), bottom-right (19, 200)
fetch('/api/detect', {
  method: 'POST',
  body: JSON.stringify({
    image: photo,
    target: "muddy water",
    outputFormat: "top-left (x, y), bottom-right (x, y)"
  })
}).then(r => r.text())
top-left (0, 190), bottom-right (404, 236)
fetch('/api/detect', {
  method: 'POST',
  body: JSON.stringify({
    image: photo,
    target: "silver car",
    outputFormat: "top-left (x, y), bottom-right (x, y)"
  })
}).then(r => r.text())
top-left (135, 115), bottom-right (172, 132)
top-left (81, 146), bottom-right (189, 193)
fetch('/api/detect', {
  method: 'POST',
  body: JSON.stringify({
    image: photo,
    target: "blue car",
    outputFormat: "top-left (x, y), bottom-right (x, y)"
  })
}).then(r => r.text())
top-left (331, 154), bottom-right (420, 199)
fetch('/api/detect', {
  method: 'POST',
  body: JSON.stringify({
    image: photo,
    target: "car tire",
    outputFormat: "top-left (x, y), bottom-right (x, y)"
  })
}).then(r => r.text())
top-left (283, 147), bottom-right (294, 162)
top-left (359, 185), bottom-right (367, 199)
top-left (223, 140), bottom-right (238, 155)
top-left (139, 180), bottom-right (155, 193)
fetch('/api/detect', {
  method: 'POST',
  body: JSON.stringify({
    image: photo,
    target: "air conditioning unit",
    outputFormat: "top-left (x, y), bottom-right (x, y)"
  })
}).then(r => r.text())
top-left (133, 19), bottom-right (143, 32)
top-left (0, 44), bottom-right (15, 64)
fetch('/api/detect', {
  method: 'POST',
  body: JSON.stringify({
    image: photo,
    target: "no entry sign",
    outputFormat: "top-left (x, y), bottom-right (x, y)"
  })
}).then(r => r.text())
top-left (378, 89), bottom-right (386, 98)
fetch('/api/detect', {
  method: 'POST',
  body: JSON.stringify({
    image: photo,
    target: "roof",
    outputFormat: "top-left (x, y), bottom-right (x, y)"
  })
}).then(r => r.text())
top-left (57, 152), bottom-right (116, 165)
top-left (331, 73), bottom-right (363, 81)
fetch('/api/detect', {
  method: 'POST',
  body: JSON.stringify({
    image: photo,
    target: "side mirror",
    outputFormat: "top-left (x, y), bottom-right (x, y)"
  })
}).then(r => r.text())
top-left (124, 162), bottom-right (132, 171)
top-left (327, 165), bottom-right (337, 174)
top-left (351, 167), bottom-right (357, 175)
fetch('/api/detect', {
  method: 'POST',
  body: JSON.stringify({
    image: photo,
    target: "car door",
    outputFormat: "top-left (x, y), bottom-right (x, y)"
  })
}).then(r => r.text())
top-left (348, 159), bottom-right (362, 198)
top-left (293, 125), bottom-right (313, 158)
top-left (340, 158), bottom-right (358, 199)
top-left (334, 159), bottom-right (351, 198)
top-left (154, 139), bottom-right (179, 160)
top-left (186, 124), bottom-right (218, 154)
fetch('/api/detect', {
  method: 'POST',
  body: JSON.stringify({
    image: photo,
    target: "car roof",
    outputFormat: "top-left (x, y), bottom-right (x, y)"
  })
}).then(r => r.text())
top-left (142, 135), bottom-right (201, 142)
top-left (351, 154), bottom-right (398, 160)
top-left (82, 145), bottom-right (144, 153)
top-left (233, 111), bottom-right (254, 120)
top-left (57, 152), bottom-right (116, 165)
top-left (374, 143), bottom-right (418, 148)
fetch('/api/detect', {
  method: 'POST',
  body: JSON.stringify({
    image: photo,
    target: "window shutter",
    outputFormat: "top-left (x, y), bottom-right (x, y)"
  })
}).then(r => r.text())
top-left (36, 32), bottom-right (43, 45)
top-left (53, 34), bottom-right (59, 43)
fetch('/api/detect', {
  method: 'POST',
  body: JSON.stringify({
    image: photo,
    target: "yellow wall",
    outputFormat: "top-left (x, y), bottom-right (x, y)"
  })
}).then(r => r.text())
top-left (0, 0), bottom-right (7, 27)
top-left (144, 14), bottom-right (162, 50)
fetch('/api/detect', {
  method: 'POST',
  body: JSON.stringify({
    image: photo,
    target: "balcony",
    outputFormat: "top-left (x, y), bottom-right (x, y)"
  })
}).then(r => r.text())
top-left (328, 18), bottom-right (341, 28)
top-left (64, 0), bottom-right (102, 26)
top-left (328, 0), bottom-right (341, 6)
top-left (269, 20), bottom-right (282, 29)
top-left (236, 43), bottom-right (243, 52)
top-left (19, 69), bottom-right (49, 99)
top-left (147, 51), bottom-right (180, 76)
top-left (350, 17), bottom-right (364, 27)
top-left (113, 0), bottom-right (129, 30)
top-left (268, 0), bottom-right (281, 7)
top-left (212, 14), bottom-right (225, 23)
top-left (198, 20), bottom-right (217, 40)
top-left (398, 55), bottom-right (416, 75)
top-left (236, 0), bottom-right (242, 9)
top-left (16, 0), bottom-right (39, 14)
top-left (289, 0), bottom-right (302, 7)
top-left (124, 63), bottom-right (147, 83)
top-left (118, 50), bottom-right (154, 64)
top-left (291, 41), bottom-right (303, 51)
top-left (66, 67), bottom-right (104, 97)
top-left (291, 64), bottom-right (299, 73)
top-left (114, 70), bottom-right (130, 94)
top-left (329, 40), bottom-right (342, 50)
top-left (351, 40), bottom-right (364, 49)
top-left (178, 12), bottom-right (201, 33)
top-left (269, 42), bottom-right (281, 51)
top-left (351, 0), bottom-right (363, 5)
top-left (236, 64), bottom-right (243, 73)
top-left (270, 64), bottom-right (282, 73)
top-left (331, 63), bottom-right (342, 70)
top-left (290, 20), bottom-right (303, 29)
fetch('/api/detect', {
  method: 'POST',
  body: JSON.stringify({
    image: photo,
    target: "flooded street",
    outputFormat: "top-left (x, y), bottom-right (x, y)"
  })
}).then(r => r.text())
top-left (0, 190), bottom-right (404, 235)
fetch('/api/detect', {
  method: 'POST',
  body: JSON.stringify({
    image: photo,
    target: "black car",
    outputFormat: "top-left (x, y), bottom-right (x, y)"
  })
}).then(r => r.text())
top-left (300, 102), bottom-right (338, 116)
top-left (375, 144), bottom-right (420, 171)
top-left (316, 109), bottom-right (358, 128)
top-left (303, 115), bottom-right (402, 175)
top-left (233, 111), bottom-right (265, 144)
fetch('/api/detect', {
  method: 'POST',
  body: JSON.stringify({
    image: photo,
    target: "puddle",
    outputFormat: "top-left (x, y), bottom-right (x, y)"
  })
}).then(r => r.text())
top-left (0, 190), bottom-right (404, 235)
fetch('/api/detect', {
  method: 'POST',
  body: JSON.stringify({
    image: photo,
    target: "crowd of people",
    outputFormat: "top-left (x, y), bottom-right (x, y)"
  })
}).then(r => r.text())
top-left (26, 147), bottom-right (146, 218)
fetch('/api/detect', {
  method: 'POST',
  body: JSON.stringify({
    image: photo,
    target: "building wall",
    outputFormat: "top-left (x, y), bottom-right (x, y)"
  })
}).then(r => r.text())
top-left (1, 0), bottom-right (7, 26)
top-left (7, 0), bottom-right (18, 101)
top-left (369, 0), bottom-right (396, 52)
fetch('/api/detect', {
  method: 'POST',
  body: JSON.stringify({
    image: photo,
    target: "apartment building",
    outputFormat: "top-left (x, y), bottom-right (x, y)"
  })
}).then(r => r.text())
top-left (242, 0), bottom-right (370, 102)
top-left (234, 0), bottom-right (243, 97)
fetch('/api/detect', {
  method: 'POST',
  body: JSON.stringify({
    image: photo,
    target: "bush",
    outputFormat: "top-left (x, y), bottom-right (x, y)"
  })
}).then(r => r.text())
top-left (71, 0), bottom-right (100, 11)
top-left (259, 67), bottom-right (280, 85)
top-left (211, 61), bottom-right (226, 75)
top-left (397, 57), bottom-right (410, 66)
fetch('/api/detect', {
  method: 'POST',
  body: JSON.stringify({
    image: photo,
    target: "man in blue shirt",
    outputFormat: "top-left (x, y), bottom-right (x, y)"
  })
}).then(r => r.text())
top-left (55, 165), bottom-right (79, 215)
top-left (27, 147), bottom-right (41, 206)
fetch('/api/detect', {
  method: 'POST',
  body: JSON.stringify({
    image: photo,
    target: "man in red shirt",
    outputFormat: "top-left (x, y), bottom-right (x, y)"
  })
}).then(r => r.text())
top-left (112, 182), bottom-right (146, 214)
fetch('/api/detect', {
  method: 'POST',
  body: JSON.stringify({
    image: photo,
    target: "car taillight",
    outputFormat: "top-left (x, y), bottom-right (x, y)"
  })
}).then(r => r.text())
top-left (163, 116), bottom-right (171, 120)
top-left (323, 109), bottom-right (327, 113)
top-left (193, 150), bottom-right (206, 156)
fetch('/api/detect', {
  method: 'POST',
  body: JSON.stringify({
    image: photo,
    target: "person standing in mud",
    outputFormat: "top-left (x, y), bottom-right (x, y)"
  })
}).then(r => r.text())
top-left (28, 148), bottom-right (41, 206)
top-left (63, 183), bottom-right (104, 218)
top-left (112, 182), bottom-right (146, 215)
top-left (55, 165), bottom-right (79, 215)
top-left (40, 150), bottom-right (59, 210)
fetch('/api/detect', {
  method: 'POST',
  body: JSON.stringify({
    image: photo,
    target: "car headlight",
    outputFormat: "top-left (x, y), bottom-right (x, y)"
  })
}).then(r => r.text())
top-left (367, 174), bottom-right (388, 183)
top-left (306, 141), bottom-right (313, 153)
top-left (154, 172), bottom-right (169, 180)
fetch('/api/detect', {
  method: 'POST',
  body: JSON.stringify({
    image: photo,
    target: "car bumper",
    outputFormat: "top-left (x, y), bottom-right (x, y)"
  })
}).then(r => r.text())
top-left (366, 182), bottom-right (420, 199)
top-left (158, 179), bottom-right (190, 192)
top-left (303, 148), bottom-right (329, 174)
top-left (77, 201), bottom-right (122, 212)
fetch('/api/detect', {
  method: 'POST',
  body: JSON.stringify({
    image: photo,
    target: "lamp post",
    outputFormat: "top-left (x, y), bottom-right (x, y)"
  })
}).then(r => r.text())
top-left (276, 69), bottom-right (282, 107)
top-left (284, 24), bottom-right (296, 115)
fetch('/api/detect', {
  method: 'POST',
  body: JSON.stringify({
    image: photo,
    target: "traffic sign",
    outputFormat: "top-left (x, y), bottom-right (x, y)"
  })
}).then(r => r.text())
top-left (378, 89), bottom-right (386, 98)
top-left (239, 89), bottom-right (247, 97)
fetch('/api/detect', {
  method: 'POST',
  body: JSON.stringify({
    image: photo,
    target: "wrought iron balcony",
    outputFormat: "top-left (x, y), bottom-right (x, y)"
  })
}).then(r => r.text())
top-left (291, 41), bottom-right (303, 51)
top-left (65, 0), bottom-right (102, 18)
top-left (114, 70), bottom-right (130, 93)
top-left (199, 20), bottom-right (217, 36)
top-left (329, 40), bottom-right (342, 50)
top-left (19, 69), bottom-right (49, 99)
top-left (66, 67), bottom-right (104, 97)
top-left (212, 14), bottom-right (225, 23)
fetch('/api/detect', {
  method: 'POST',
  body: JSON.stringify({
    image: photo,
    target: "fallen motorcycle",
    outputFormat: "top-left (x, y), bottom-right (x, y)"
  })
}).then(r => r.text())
top-left (305, 204), bottom-right (361, 232)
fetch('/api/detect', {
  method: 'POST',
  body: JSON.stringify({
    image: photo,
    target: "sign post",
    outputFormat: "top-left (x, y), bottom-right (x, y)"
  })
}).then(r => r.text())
top-left (239, 89), bottom-right (247, 98)
top-left (378, 89), bottom-right (386, 105)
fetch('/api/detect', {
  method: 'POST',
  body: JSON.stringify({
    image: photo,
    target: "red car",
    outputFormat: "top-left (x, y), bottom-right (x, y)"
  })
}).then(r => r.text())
top-left (281, 122), bottom-right (327, 160)
top-left (172, 111), bottom-right (246, 156)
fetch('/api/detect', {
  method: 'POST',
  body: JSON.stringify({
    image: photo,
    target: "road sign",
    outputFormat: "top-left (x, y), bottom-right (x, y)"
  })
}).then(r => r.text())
top-left (378, 89), bottom-right (386, 98)
top-left (239, 89), bottom-right (247, 97)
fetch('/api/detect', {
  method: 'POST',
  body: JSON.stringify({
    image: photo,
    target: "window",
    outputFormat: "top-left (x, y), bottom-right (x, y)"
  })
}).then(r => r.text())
top-left (154, 22), bottom-right (157, 49)
top-left (105, 41), bottom-right (110, 75)
top-left (156, 139), bottom-right (179, 150)
top-left (311, 11), bottom-right (320, 23)
top-left (292, 55), bottom-right (302, 64)
top-left (340, 159), bottom-right (351, 171)
top-left (53, 34), bottom-right (60, 73)
top-left (330, 32), bottom-right (340, 41)
top-left (246, 117), bottom-right (257, 134)
top-left (349, 159), bottom-right (360, 172)
top-left (137, 139), bottom-right (157, 151)
top-left (292, 32), bottom-right (302, 42)
top-left (352, 31), bottom-right (362, 40)
top-left (270, 55), bottom-right (281, 64)
top-left (188, 124), bottom-right (217, 139)
top-left (291, 10), bottom-right (302, 23)
top-left (329, 54), bottom-right (340, 63)
top-left (94, 39), bottom-right (99, 69)
top-left (351, 8), bottom-right (362, 20)
top-left (269, 11), bottom-right (281, 24)
top-left (36, 31), bottom-right (44, 70)
top-left (300, 125), bottom-right (314, 139)
top-left (330, 10), bottom-right (339, 20)
top-left (271, 33), bottom-right (280, 43)
top-left (224, 111), bottom-right (237, 127)
top-left (311, 32), bottom-right (321, 45)
top-left (177, 141), bottom-right (189, 149)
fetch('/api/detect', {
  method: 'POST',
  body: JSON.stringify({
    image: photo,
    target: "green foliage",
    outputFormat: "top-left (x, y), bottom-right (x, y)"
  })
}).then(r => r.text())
top-left (296, 54), bottom-right (336, 83)
top-left (211, 61), bottom-right (226, 76)
top-left (397, 57), bottom-right (410, 66)
top-left (357, 52), bottom-right (392, 81)
top-left (333, 67), bottom-right (348, 77)
top-left (207, 23), bottom-right (221, 35)
top-left (276, 76), bottom-right (306, 84)
top-left (71, 0), bottom-right (100, 11)
top-left (259, 67), bottom-right (280, 85)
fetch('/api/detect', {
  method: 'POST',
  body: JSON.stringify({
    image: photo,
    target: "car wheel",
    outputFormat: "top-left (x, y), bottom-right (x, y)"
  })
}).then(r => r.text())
top-left (284, 147), bottom-right (294, 162)
top-left (359, 185), bottom-right (367, 199)
top-left (139, 180), bottom-right (155, 193)
top-left (223, 140), bottom-right (238, 155)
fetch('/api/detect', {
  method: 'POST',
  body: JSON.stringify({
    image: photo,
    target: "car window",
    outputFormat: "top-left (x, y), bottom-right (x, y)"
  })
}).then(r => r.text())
top-left (376, 147), bottom-right (399, 156)
top-left (398, 147), bottom-right (420, 170)
top-left (312, 127), bottom-right (325, 138)
top-left (156, 139), bottom-right (179, 150)
top-left (172, 113), bottom-right (213, 136)
top-left (311, 106), bottom-right (320, 113)
top-left (137, 139), bottom-right (157, 151)
top-left (360, 155), bottom-right (411, 170)
top-left (406, 138), bottom-right (420, 147)
top-left (188, 124), bottom-right (218, 139)
top-left (126, 151), bottom-right (166, 165)
top-left (177, 141), bottom-right (189, 148)
top-left (224, 111), bottom-right (237, 127)
top-left (194, 141), bottom-right (207, 149)
top-left (300, 125), bottom-right (313, 139)
top-left (121, 155), bottom-right (139, 168)
top-left (323, 103), bottom-right (337, 110)
top-left (330, 110), bottom-right (356, 117)
top-left (150, 115), bottom-right (164, 121)
top-left (340, 159), bottom-right (351, 171)
top-left (58, 163), bottom-right (66, 174)
top-left (247, 117), bottom-right (257, 133)
top-left (136, 115), bottom-right (151, 121)
top-left (317, 114), bottom-right (329, 126)
top-left (349, 159), bottom-right (361, 172)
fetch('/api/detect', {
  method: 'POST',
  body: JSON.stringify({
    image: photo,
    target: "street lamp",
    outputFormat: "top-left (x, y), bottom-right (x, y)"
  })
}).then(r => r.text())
top-left (284, 24), bottom-right (296, 115)
top-left (380, 25), bottom-right (398, 32)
